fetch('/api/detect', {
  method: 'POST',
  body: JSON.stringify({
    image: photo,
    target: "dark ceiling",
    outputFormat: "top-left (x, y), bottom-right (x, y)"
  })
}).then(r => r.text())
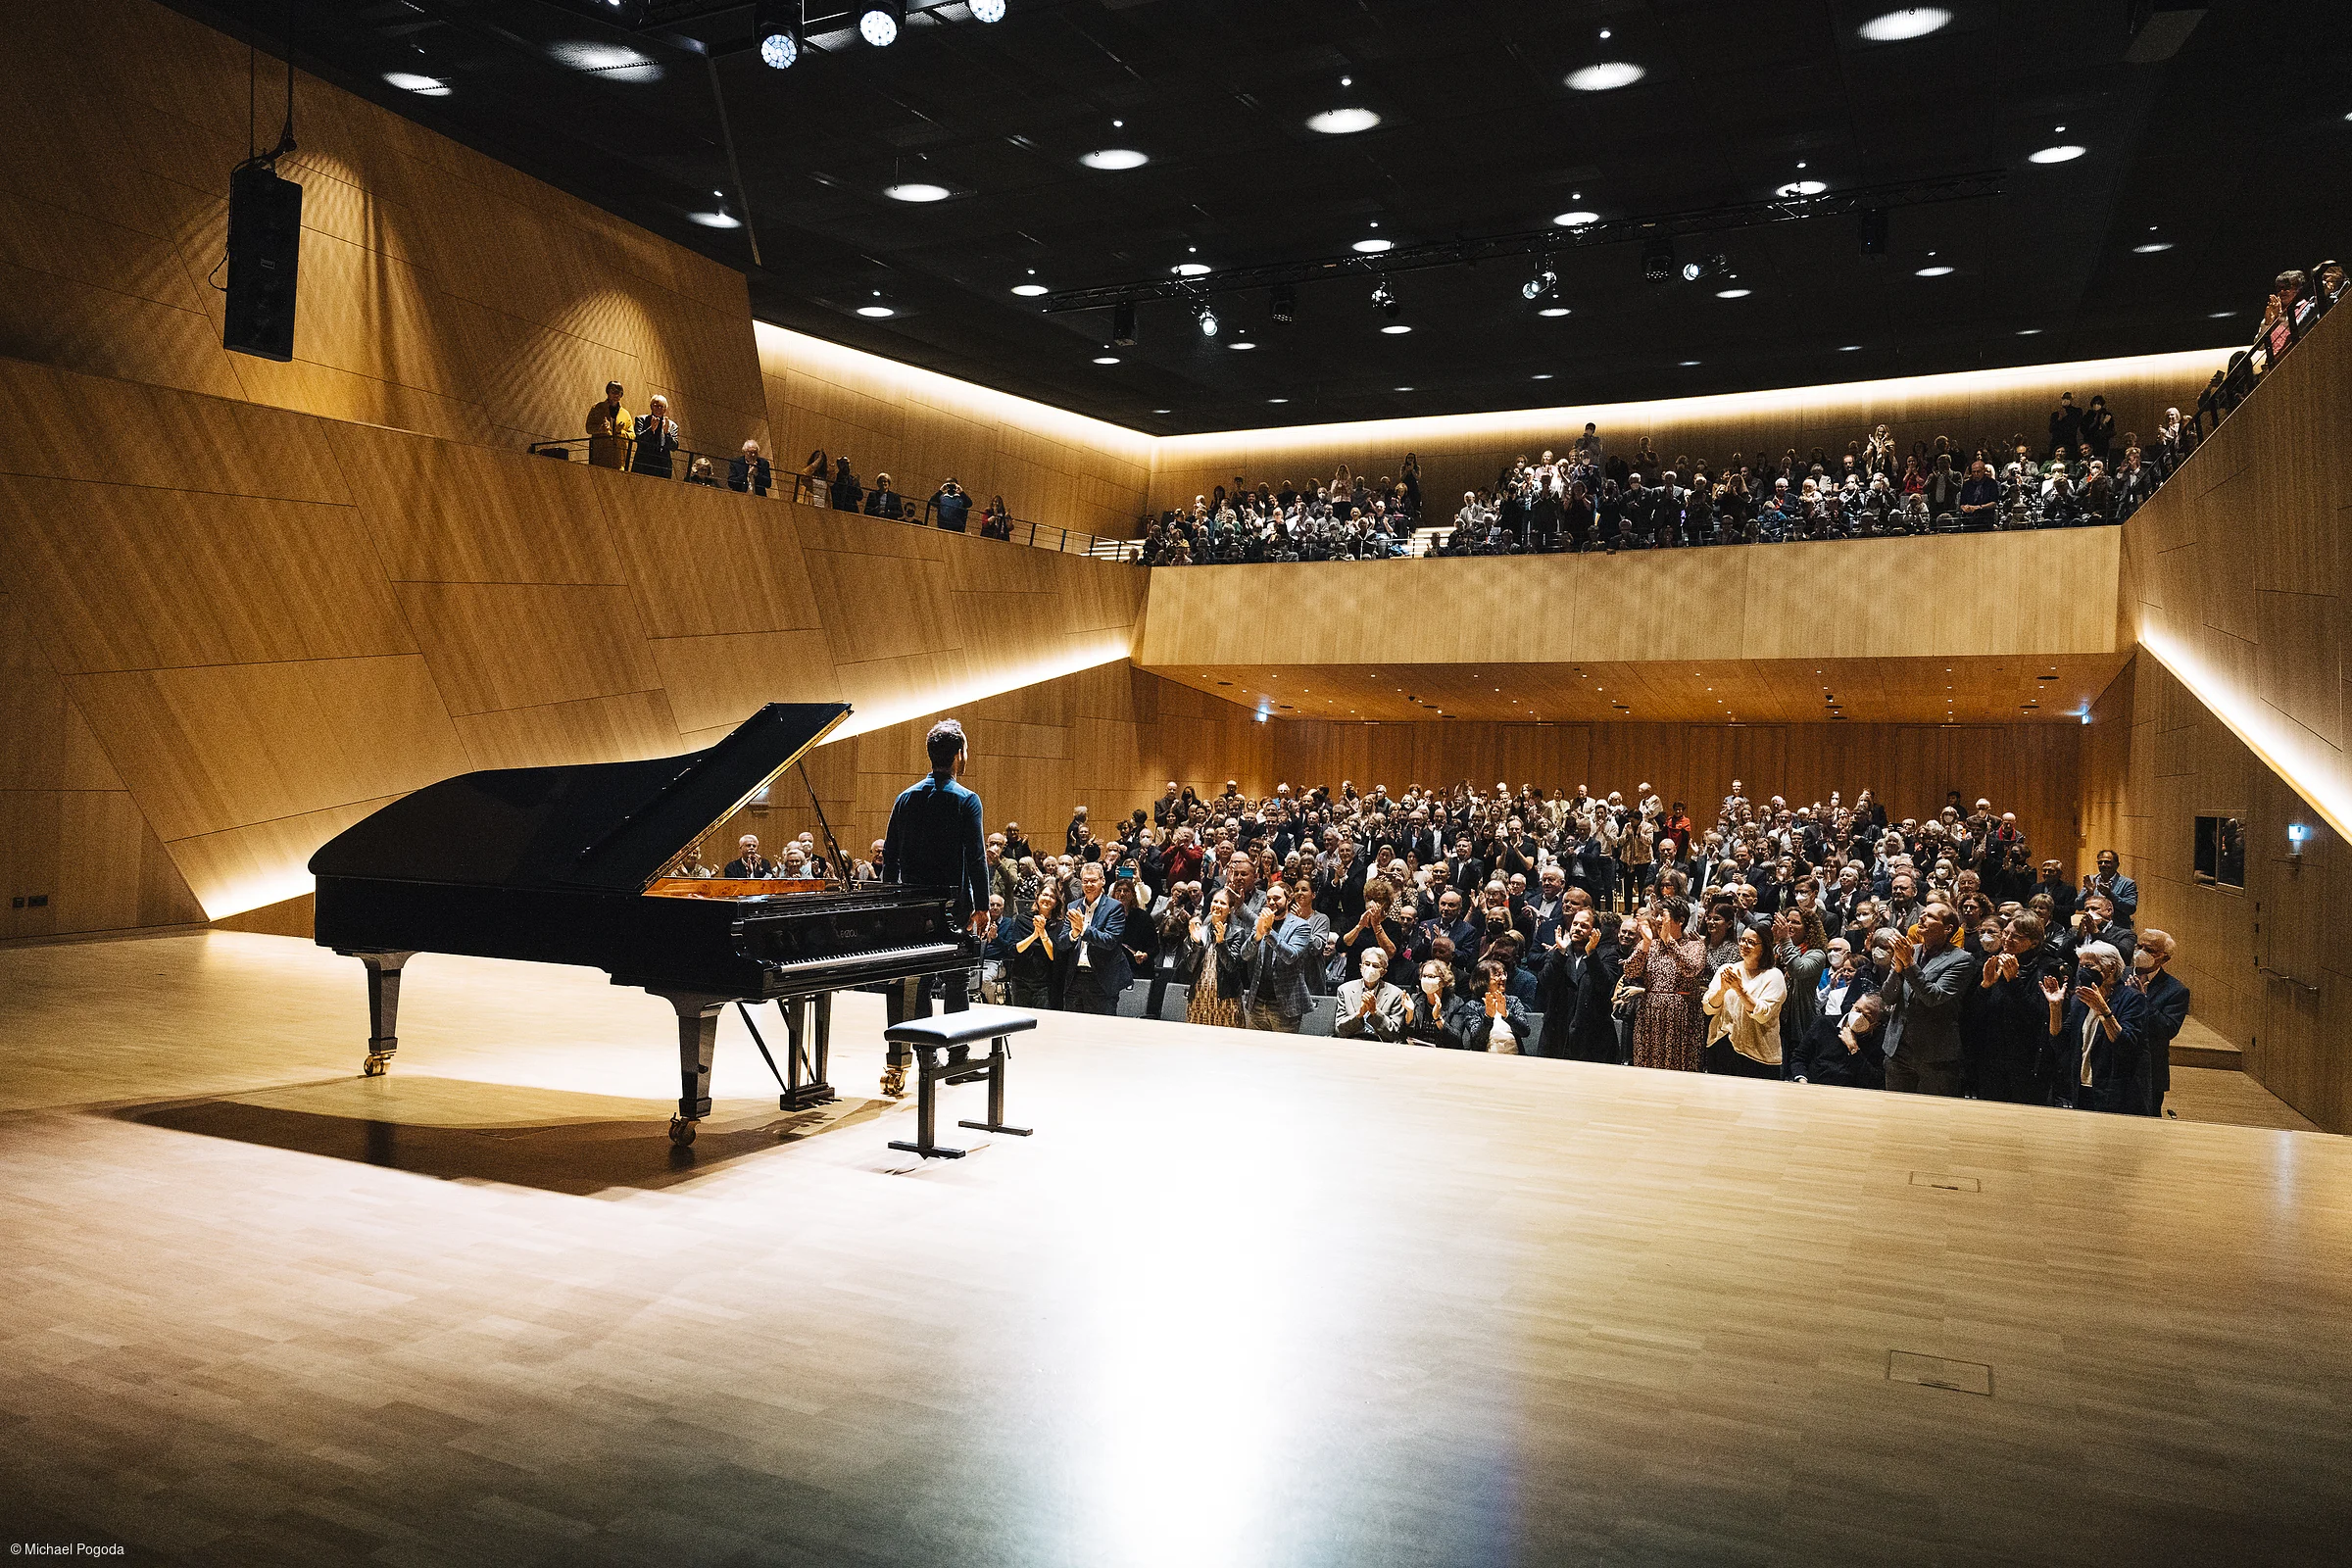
top-left (173, 0), bottom-right (2350, 434)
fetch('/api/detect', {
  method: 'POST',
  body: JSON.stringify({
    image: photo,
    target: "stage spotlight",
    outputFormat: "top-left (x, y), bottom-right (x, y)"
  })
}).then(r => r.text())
top-left (1642, 235), bottom-right (1675, 282)
top-left (756, 1), bottom-right (801, 69)
top-left (1195, 302), bottom-right (1219, 337)
top-left (1678, 253), bottom-right (1726, 283)
top-left (1270, 283), bottom-right (1297, 323)
top-left (1371, 281), bottom-right (1399, 318)
top-left (1112, 300), bottom-right (1137, 346)
top-left (1522, 263), bottom-right (1558, 301)
top-left (860, 1), bottom-right (903, 47)
top-left (969, 0), bottom-right (1007, 21)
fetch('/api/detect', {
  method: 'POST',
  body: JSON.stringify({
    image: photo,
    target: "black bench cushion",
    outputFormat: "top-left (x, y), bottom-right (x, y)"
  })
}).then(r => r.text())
top-left (881, 1004), bottom-right (1040, 1047)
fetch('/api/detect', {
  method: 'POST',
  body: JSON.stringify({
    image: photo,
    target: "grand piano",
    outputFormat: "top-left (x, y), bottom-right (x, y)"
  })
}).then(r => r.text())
top-left (309, 702), bottom-right (981, 1143)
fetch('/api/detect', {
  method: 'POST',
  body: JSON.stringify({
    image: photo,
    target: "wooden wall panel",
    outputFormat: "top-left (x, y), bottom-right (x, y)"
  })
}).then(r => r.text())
top-left (0, 0), bottom-right (767, 458)
top-left (0, 356), bottom-right (1153, 925)
top-left (1152, 349), bottom-right (2234, 523)
top-left (2104, 304), bottom-right (2352, 1132)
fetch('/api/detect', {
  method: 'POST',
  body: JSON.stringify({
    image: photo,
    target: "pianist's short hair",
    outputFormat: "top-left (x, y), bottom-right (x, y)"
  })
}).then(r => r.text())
top-left (926, 719), bottom-right (967, 771)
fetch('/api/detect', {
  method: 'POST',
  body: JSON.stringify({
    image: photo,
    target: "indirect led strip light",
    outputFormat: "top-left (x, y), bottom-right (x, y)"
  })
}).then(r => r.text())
top-left (2135, 627), bottom-right (2352, 845)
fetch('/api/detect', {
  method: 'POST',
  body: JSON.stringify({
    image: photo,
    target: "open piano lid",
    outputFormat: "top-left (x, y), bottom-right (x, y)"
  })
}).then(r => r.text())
top-left (308, 703), bottom-right (851, 894)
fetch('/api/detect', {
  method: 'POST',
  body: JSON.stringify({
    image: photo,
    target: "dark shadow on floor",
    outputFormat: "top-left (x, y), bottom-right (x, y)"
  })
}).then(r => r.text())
top-left (108, 1077), bottom-right (895, 1196)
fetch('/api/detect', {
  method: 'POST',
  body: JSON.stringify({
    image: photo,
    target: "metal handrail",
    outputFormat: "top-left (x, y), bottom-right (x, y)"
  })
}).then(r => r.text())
top-left (2256, 964), bottom-right (2322, 994)
top-left (523, 436), bottom-right (1144, 562)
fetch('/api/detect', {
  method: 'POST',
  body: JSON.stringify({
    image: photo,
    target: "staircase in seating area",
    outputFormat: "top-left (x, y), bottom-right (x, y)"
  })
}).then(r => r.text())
top-left (2172, 1016), bottom-right (2243, 1071)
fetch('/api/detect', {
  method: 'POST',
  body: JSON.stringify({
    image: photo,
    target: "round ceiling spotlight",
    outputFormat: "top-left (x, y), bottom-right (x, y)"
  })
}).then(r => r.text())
top-left (1381, 323), bottom-right (1412, 335)
top-left (1092, 355), bottom-right (1120, 365)
top-left (860, 2), bottom-right (904, 47)
top-left (970, 0), bottom-right (1007, 21)
top-left (1010, 283), bottom-right (1049, 297)
top-left (1914, 265), bottom-right (1954, 276)
top-left (1171, 263), bottom-right (1211, 276)
top-left (1353, 238), bottom-right (1394, 254)
top-left (884, 181), bottom-right (951, 202)
top-left (1715, 287), bottom-right (1751, 299)
top-left (1370, 281), bottom-right (1400, 319)
top-left (1553, 210), bottom-right (1600, 228)
top-left (856, 304), bottom-right (896, 318)
top-left (1523, 266), bottom-right (1558, 301)
top-left (2028, 144), bottom-right (2086, 164)
top-left (1305, 107), bottom-right (1382, 134)
top-left (1775, 178), bottom-right (1828, 197)
top-left (384, 72), bottom-right (451, 96)
top-left (2132, 241), bottom-right (2174, 254)
top-left (1228, 340), bottom-right (1257, 351)
top-left (1081, 149), bottom-right (1149, 171)
top-left (1858, 7), bottom-right (1951, 42)
top-left (688, 207), bottom-right (741, 229)
top-left (1538, 306), bottom-right (1570, 318)
top-left (757, 2), bottom-right (801, 69)
top-left (1566, 62), bottom-right (1644, 91)
top-left (1195, 303), bottom-right (1220, 338)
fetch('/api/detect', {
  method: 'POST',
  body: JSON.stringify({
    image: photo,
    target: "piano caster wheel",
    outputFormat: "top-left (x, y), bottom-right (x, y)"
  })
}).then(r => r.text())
top-left (668, 1115), bottom-right (698, 1146)
top-left (362, 1053), bottom-right (391, 1078)
top-left (880, 1065), bottom-right (906, 1100)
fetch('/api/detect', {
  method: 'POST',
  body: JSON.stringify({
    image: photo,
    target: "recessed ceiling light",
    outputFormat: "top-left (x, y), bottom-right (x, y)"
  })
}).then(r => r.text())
top-left (1914, 265), bottom-right (1954, 276)
top-left (384, 72), bottom-right (451, 96)
top-left (2132, 241), bottom-right (2174, 253)
top-left (1858, 7), bottom-right (1952, 41)
top-left (1531, 372), bottom-right (1553, 379)
top-left (884, 182), bottom-right (951, 203)
top-left (2028, 144), bottom-right (2086, 164)
top-left (1171, 263), bottom-right (1211, 276)
top-left (2016, 327), bottom-right (2043, 335)
top-left (1679, 359), bottom-right (1701, 367)
top-left (688, 209), bottom-right (741, 228)
top-left (1306, 108), bottom-right (1382, 134)
top-left (1775, 179), bottom-right (1828, 197)
top-left (1010, 283), bottom-right (1049, 297)
top-left (1567, 62), bottom-right (1644, 91)
top-left (1081, 149), bottom-right (1150, 171)
top-left (2208, 309), bottom-right (2237, 318)
top-left (1228, 341), bottom-right (1256, 351)
top-left (1393, 385), bottom-right (1413, 392)
top-left (1839, 343), bottom-right (1863, 351)
top-left (1381, 323), bottom-right (1412, 334)
top-left (1553, 210), bottom-right (1600, 227)
top-left (1715, 287), bottom-right (1751, 298)
top-left (1353, 238), bottom-right (1394, 254)
top-left (1538, 306), bottom-right (1570, 318)
top-left (857, 305), bottom-right (896, 318)
top-left (549, 41), bottom-right (662, 81)
top-left (1267, 397), bottom-right (1289, 404)
top-left (1092, 355), bottom-right (1120, 365)
top-left (1152, 409), bottom-right (1172, 414)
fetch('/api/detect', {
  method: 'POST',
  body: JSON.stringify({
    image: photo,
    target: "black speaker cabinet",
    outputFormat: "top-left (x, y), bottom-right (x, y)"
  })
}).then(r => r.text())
top-left (224, 165), bottom-right (303, 361)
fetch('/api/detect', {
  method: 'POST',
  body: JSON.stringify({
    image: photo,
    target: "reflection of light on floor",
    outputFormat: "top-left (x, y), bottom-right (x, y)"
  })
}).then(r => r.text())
top-left (1072, 1099), bottom-right (1311, 1568)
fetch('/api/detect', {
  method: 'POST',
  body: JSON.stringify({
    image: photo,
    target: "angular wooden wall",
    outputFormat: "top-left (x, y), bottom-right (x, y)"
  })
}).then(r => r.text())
top-left (0, 0), bottom-right (766, 455)
top-left (0, 355), bottom-right (1152, 926)
top-left (2097, 303), bottom-right (2352, 1131)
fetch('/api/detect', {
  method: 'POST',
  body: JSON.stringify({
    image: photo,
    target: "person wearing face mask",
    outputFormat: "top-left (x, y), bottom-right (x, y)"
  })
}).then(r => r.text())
top-left (1335, 947), bottom-right (1408, 1042)
top-left (2042, 941), bottom-right (2149, 1113)
top-left (2129, 929), bottom-right (2191, 1117)
top-left (1966, 912), bottom-right (2052, 1103)
top-left (1402, 958), bottom-right (1470, 1051)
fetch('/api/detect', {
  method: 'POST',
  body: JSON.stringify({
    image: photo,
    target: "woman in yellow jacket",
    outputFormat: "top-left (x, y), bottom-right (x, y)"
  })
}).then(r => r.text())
top-left (1703, 923), bottom-right (1787, 1079)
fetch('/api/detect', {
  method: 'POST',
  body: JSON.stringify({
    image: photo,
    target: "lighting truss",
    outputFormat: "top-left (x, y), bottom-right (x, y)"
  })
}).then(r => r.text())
top-left (1037, 172), bottom-right (2004, 316)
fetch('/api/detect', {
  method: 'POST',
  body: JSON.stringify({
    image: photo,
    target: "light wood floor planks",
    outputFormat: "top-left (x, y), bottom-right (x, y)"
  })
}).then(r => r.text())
top-left (1, 931), bottom-right (2348, 1565)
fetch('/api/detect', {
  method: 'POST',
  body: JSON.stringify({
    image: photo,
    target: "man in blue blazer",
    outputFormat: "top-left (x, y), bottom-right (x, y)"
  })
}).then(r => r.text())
top-left (2130, 929), bottom-right (2192, 1116)
top-left (1243, 881), bottom-right (1317, 1032)
top-left (2082, 849), bottom-right (2140, 928)
top-left (1060, 860), bottom-right (1129, 1014)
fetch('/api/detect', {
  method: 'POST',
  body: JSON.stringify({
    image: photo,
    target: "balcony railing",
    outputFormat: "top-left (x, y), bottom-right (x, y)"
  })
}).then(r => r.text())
top-left (525, 436), bottom-right (1143, 562)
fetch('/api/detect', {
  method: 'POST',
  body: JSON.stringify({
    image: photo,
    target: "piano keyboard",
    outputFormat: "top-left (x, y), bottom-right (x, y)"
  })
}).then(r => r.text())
top-left (758, 941), bottom-right (967, 980)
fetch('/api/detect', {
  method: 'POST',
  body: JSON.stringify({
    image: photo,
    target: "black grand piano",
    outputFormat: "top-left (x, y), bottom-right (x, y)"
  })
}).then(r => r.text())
top-left (310, 702), bottom-right (981, 1143)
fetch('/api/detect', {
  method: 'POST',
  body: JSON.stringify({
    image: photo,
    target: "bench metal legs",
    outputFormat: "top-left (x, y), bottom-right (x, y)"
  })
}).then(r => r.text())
top-left (887, 1036), bottom-right (1032, 1160)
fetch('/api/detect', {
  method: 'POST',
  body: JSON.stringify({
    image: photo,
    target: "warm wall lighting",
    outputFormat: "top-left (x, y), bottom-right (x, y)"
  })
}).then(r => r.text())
top-left (2137, 629), bottom-right (2352, 845)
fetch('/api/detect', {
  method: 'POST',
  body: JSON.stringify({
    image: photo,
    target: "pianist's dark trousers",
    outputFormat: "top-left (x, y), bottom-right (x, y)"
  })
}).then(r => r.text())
top-left (886, 967), bottom-right (971, 1027)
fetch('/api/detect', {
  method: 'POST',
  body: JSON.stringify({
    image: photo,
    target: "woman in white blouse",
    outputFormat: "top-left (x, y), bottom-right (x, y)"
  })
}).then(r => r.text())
top-left (1703, 923), bottom-right (1788, 1079)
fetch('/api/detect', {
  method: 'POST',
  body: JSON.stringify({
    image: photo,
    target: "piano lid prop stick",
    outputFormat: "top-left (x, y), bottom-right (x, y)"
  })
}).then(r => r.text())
top-left (799, 760), bottom-right (856, 888)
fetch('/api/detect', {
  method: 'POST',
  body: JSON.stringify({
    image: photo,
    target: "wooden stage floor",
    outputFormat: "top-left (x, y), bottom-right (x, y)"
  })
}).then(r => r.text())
top-left (2, 932), bottom-right (2347, 1566)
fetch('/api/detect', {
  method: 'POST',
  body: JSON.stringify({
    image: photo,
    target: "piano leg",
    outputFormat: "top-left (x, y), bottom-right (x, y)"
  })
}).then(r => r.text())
top-left (349, 950), bottom-right (416, 1077)
top-left (779, 995), bottom-right (838, 1110)
top-left (654, 991), bottom-right (732, 1145)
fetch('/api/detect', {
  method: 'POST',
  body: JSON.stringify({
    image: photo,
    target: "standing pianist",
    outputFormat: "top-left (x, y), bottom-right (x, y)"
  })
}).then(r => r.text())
top-left (879, 719), bottom-right (993, 1093)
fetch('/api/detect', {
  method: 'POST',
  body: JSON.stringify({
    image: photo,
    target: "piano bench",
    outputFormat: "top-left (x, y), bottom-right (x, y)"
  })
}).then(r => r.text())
top-left (882, 1006), bottom-right (1036, 1160)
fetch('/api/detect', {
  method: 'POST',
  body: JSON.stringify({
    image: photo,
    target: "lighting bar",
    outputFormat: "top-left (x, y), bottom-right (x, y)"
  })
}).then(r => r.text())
top-left (1038, 172), bottom-right (2003, 315)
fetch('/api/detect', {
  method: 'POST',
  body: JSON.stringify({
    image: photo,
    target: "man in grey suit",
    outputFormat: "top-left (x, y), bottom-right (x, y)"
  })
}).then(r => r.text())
top-left (1879, 901), bottom-right (1975, 1096)
top-left (1243, 882), bottom-right (1316, 1032)
top-left (1335, 947), bottom-right (1407, 1042)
